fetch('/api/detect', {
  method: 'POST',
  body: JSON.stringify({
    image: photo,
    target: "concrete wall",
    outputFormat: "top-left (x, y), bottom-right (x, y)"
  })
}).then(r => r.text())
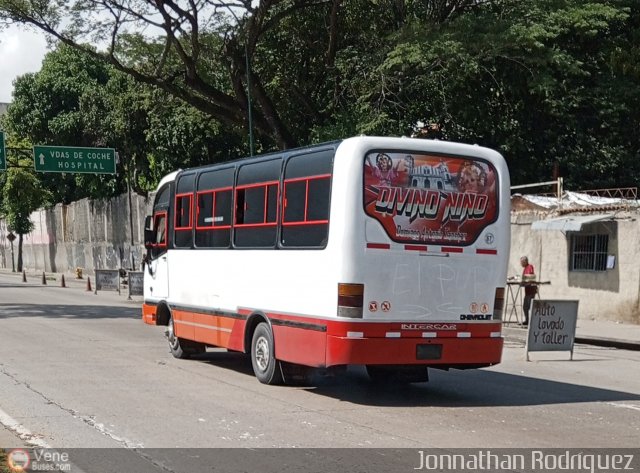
top-left (0, 193), bottom-right (150, 275)
top-left (509, 212), bottom-right (640, 324)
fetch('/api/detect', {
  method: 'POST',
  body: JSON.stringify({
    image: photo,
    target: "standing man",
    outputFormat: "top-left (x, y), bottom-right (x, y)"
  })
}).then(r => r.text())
top-left (520, 256), bottom-right (536, 326)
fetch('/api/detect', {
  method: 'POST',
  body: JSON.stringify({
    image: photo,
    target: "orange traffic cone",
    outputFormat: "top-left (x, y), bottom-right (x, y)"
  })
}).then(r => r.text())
top-left (42, 272), bottom-right (47, 285)
top-left (22, 270), bottom-right (27, 283)
top-left (61, 274), bottom-right (66, 288)
top-left (86, 277), bottom-right (92, 292)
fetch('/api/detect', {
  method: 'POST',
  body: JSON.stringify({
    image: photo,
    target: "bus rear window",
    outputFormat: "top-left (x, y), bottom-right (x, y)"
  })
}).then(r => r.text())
top-left (363, 151), bottom-right (498, 246)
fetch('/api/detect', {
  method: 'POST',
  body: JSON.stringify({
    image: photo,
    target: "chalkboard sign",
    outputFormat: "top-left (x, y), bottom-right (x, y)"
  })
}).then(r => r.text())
top-left (128, 271), bottom-right (144, 298)
top-left (526, 299), bottom-right (579, 360)
top-left (95, 269), bottom-right (120, 295)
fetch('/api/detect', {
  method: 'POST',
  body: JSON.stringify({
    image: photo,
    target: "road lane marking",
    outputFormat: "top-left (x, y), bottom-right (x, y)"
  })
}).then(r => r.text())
top-left (607, 402), bottom-right (640, 412)
top-left (0, 406), bottom-right (51, 448)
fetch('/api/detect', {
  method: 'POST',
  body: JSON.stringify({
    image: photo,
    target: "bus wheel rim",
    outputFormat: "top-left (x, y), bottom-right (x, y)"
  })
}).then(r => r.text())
top-left (167, 319), bottom-right (176, 345)
top-left (255, 337), bottom-right (269, 372)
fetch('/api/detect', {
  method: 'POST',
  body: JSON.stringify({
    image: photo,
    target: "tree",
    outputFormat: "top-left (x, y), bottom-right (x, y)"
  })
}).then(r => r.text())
top-left (5, 45), bottom-right (122, 202)
top-left (347, 0), bottom-right (640, 188)
top-left (1, 163), bottom-right (52, 272)
top-left (0, 1), bottom-right (481, 149)
top-left (3, 44), bottom-right (246, 200)
top-left (2, 0), bottom-right (638, 191)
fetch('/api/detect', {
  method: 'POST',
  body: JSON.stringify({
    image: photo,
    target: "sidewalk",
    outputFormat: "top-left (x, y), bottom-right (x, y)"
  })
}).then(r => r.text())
top-left (4, 268), bottom-right (100, 290)
top-left (0, 268), bottom-right (139, 297)
top-left (503, 318), bottom-right (640, 350)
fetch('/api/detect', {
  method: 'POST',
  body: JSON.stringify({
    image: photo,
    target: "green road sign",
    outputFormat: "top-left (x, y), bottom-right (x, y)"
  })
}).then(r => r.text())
top-left (33, 145), bottom-right (116, 174)
top-left (0, 131), bottom-right (6, 171)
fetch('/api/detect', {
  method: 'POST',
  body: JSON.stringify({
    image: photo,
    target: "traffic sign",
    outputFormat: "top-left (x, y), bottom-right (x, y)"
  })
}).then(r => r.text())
top-left (33, 145), bottom-right (116, 174)
top-left (0, 131), bottom-right (6, 171)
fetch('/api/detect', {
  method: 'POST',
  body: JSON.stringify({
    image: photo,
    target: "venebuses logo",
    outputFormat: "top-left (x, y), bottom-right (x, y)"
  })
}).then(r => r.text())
top-left (7, 449), bottom-right (30, 472)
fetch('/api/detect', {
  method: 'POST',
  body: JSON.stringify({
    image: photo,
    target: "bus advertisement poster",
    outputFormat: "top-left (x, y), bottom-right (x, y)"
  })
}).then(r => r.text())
top-left (364, 152), bottom-right (498, 246)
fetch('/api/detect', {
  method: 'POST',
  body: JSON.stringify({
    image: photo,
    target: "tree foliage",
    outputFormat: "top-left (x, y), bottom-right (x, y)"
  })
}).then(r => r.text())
top-left (1, 160), bottom-right (52, 271)
top-left (0, 0), bottom-right (638, 193)
top-left (2, 44), bottom-right (244, 201)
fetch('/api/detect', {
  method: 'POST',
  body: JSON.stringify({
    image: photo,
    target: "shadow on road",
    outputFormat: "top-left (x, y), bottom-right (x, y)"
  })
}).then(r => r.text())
top-left (0, 303), bottom-right (139, 319)
top-left (189, 350), bottom-right (640, 408)
top-left (306, 367), bottom-right (640, 408)
top-left (194, 350), bottom-right (256, 378)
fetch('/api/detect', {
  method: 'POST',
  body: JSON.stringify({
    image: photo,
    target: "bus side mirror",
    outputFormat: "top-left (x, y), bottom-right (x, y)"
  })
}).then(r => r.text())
top-left (144, 215), bottom-right (154, 250)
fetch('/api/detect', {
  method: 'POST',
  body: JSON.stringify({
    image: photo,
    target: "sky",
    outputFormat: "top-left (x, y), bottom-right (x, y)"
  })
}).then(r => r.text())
top-left (0, 25), bottom-right (48, 103)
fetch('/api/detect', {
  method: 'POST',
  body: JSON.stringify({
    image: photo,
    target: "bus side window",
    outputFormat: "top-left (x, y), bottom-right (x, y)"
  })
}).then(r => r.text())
top-left (195, 168), bottom-right (234, 248)
top-left (234, 159), bottom-right (282, 248)
top-left (281, 150), bottom-right (333, 248)
top-left (150, 184), bottom-right (170, 258)
top-left (156, 215), bottom-right (167, 245)
top-left (151, 211), bottom-right (167, 258)
top-left (174, 173), bottom-right (196, 248)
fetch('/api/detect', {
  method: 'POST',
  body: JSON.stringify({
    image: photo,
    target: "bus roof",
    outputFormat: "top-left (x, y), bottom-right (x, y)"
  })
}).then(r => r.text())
top-left (159, 136), bottom-right (505, 188)
top-left (177, 139), bottom-right (344, 176)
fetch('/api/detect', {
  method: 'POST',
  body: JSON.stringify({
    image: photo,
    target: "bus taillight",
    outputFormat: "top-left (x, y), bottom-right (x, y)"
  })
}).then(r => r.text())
top-left (338, 283), bottom-right (364, 318)
top-left (493, 287), bottom-right (505, 320)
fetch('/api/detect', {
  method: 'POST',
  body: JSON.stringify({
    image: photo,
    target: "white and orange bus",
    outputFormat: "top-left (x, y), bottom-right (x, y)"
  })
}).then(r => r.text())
top-left (142, 136), bottom-right (510, 384)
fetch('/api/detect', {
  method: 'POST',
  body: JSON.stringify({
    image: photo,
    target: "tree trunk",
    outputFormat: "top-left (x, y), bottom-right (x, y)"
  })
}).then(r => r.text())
top-left (17, 233), bottom-right (23, 273)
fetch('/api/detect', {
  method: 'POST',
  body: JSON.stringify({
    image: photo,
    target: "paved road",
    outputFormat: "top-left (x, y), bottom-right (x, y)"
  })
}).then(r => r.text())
top-left (1, 272), bottom-right (639, 454)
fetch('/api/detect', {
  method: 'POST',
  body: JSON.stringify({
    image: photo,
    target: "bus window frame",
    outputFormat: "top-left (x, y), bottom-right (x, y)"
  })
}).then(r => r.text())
top-left (234, 180), bottom-right (280, 229)
top-left (194, 166), bottom-right (235, 249)
top-left (174, 193), bottom-right (194, 231)
top-left (195, 186), bottom-right (234, 231)
top-left (282, 173), bottom-right (332, 227)
top-left (150, 210), bottom-right (168, 259)
top-left (149, 182), bottom-right (172, 258)
top-left (277, 148), bottom-right (334, 249)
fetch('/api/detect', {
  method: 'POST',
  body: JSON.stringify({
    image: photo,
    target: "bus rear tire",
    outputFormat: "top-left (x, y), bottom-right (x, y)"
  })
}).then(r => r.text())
top-left (251, 322), bottom-right (283, 385)
top-left (166, 316), bottom-right (205, 359)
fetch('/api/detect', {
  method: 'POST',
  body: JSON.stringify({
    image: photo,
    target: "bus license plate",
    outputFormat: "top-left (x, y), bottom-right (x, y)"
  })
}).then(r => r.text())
top-left (416, 344), bottom-right (442, 360)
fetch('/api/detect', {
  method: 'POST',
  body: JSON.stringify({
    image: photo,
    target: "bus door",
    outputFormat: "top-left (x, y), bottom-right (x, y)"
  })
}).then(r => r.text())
top-left (145, 184), bottom-right (171, 300)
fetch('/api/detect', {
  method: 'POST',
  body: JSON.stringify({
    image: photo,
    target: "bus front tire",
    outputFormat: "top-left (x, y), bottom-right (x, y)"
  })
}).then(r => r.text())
top-left (166, 316), bottom-right (205, 359)
top-left (251, 323), bottom-right (283, 385)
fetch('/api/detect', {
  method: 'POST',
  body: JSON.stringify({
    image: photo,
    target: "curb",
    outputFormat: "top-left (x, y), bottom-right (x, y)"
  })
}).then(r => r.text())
top-left (573, 336), bottom-right (640, 352)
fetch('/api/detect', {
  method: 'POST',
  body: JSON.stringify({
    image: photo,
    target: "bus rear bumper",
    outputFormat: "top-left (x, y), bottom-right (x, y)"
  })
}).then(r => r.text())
top-left (325, 335), bottom-right (503, 368)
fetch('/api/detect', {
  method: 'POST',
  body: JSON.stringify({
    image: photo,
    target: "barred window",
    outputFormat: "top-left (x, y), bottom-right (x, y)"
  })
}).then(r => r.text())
top-left (570, 234), bottom-right (608, 271)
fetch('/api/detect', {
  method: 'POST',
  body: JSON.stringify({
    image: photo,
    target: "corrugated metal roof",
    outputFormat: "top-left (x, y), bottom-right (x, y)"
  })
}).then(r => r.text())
top-left (531, 213), bottom-right (615, 231)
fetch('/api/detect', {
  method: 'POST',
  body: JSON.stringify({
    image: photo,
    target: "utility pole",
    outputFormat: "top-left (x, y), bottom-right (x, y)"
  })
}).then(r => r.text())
top-left (123, 152), bottom-right (136, 270)
top-left (245, 41), bottom-right (255, 156)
